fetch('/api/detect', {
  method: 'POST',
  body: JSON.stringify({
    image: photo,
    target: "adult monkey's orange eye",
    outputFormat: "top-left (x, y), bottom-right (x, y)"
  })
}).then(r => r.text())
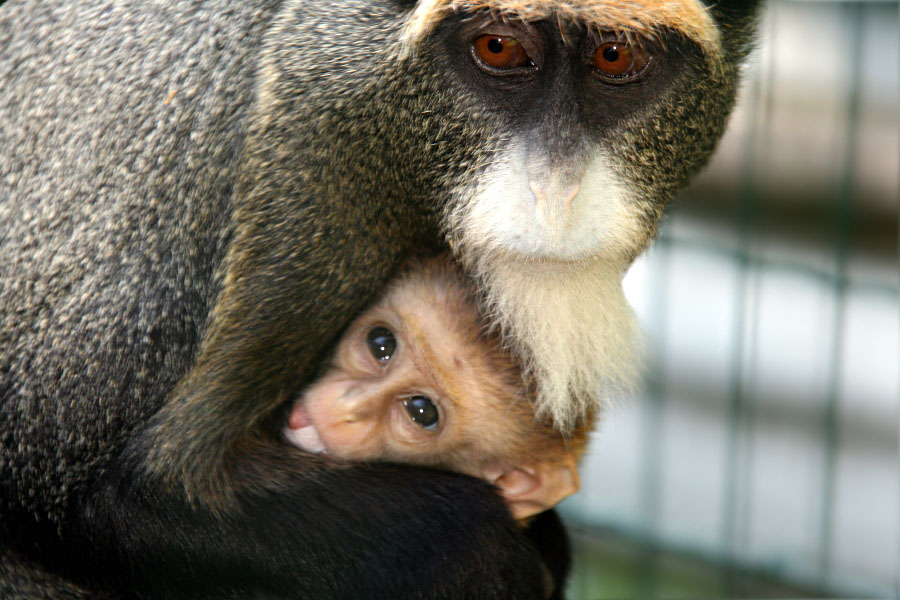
top-left (473, 34), bottom-right (531, 69)
top-left (593, 41), bottom-right (650, 78)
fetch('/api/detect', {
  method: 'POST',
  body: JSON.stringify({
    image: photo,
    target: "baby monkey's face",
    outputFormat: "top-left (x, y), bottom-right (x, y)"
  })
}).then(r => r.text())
top-left (288, 282), bottom-right (521, 476)
top-left (286, 263), bottom-right (586, 520)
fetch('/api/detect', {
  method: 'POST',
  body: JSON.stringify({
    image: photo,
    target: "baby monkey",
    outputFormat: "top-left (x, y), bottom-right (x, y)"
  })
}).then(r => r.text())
top-left (286, 257), bottom-right (590, 520)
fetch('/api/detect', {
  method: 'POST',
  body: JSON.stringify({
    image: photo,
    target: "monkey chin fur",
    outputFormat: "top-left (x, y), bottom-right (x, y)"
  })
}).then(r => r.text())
top-left (459, 248), bottom-right (642, 433)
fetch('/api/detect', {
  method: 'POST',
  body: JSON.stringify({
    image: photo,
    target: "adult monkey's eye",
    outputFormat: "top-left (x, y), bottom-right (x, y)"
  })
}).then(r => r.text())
top-left (473, 34), bottom-right (531, 69)
top-left (366, 326), bottom-right (396, 362)
top-left (592, 41), bottom-right (650, 80)
top-left (403, 396), bottom-right (440, 431)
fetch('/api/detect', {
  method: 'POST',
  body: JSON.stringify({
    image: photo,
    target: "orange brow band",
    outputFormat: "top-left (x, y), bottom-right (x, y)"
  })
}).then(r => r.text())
top-left (401, 0), bottom-right (722, 58)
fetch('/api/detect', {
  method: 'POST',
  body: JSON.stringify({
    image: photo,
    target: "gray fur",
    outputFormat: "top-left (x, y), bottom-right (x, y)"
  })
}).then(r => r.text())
top-left (1, 0), bottom-right (279, 526)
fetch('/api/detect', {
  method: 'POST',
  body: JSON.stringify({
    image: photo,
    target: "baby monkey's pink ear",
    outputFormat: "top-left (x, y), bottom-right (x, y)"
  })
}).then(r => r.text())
top-left (482, 455), bottom-right (580, 520)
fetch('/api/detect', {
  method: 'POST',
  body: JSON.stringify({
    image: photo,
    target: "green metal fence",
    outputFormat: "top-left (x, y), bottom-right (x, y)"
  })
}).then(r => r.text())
top-left (561, 1), bottom-right (899, 597)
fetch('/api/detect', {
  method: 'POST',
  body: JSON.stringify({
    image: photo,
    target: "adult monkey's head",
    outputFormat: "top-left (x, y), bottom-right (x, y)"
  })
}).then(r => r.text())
top-left (246, 0), bottom-right (759, 433)
top-left (411, 0), bottom-right (756, 429)
top-left (422, 0), bottom-right (755, 429)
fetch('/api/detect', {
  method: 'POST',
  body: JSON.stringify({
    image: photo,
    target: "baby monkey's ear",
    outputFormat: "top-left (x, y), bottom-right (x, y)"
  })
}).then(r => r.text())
top-left (483, 455), bottom-right (580, 521)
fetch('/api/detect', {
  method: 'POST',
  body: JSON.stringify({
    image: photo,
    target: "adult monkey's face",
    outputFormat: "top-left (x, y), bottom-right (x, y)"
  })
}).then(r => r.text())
top-left (400, 0), bottom-right (745, 429)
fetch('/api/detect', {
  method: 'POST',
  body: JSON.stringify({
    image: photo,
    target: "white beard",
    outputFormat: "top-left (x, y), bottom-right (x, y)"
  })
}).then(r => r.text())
top-left (459, 249), bottom-right (642, 432)
top-left (447, 144), bottom-right (646, 431)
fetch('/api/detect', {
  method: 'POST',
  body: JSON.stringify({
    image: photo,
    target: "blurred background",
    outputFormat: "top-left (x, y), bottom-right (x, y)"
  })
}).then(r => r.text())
top-left (559, 0), bottom-right (899, 597)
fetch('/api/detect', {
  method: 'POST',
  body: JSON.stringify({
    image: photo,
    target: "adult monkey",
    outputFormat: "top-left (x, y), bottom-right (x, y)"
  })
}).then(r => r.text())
top-left (0, 0), bottom-right (761, 597)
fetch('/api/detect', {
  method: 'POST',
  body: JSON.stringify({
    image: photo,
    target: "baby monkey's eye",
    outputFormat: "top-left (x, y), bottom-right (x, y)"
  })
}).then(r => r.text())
top-left (366, 326), bottom-right (396, 362)
top-left (403, 396), bottom-right (439, 431)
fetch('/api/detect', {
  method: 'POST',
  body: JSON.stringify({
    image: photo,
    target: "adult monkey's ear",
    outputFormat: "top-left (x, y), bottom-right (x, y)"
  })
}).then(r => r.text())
top-left (483, 455), bottom-right (580, 520)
